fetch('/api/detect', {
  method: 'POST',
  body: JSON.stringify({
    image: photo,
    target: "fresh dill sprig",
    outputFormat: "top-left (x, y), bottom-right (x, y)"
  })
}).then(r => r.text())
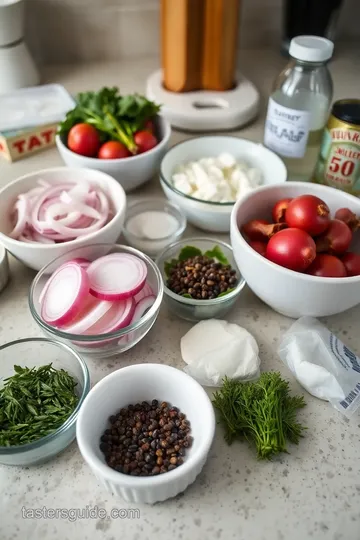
top-left (213, 372), bottom-right (306, 459)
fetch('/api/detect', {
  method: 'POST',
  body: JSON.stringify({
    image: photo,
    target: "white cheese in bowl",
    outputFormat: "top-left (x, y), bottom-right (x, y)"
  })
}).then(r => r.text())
top-left (171, 153), bottom-right (262, 203)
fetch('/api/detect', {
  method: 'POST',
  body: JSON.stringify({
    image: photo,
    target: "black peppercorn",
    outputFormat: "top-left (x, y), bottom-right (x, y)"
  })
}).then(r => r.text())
top-left (100, 401), bottom-right (192, 477)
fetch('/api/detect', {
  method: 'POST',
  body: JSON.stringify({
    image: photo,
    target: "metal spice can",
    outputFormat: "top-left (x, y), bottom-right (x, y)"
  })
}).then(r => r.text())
top-left (312, 99), bottom-right (360, 195)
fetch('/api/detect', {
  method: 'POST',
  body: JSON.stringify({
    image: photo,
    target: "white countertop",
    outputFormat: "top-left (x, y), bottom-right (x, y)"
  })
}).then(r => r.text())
top-left (1, 49), bottom-right (360, 540)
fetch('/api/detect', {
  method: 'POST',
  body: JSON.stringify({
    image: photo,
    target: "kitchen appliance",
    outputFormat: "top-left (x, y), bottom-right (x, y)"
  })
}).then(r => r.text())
top-left (0, 0), bottom-right (39, 94)
top-left (146, 0), bottom-right (259, 132)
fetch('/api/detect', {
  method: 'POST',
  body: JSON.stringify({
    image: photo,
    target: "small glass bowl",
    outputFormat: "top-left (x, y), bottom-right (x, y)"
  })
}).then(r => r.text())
top-left (29, 244), bottom-right (164, 359)
top-left (122, 198), bottom-right (187, 259)
top-left (156, 237), bottom-right (245, 322)
top-left (0, 338), bottom-right (90, 466)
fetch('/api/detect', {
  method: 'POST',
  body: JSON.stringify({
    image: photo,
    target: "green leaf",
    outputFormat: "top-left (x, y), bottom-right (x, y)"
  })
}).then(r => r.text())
top-left (164, 258), bottom-right (178, 278)
top-left (178, 246), bottom-right (202, 261)
top-left (217, 287), bottom-right (236, 297)
top-left (204, 245), bottom-right (229, 265)
top-left (181, 293), bottom-right (192, 298)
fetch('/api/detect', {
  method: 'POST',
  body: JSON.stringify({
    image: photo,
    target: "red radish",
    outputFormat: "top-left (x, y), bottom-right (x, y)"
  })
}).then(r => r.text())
top-left (41, 263), bottom-right (90, 326)
top-left (334, 208), bottom-right (360, 232)
top-left (341, 252), bottom-right (360, 276)
top-left (315, 219), bottom-right (352, 255)
top-left (98, 141), bottom-right (131, 159)
top-left (241, 219), bottom-right (287, 242)
top-left (248, 240), bottom-right (267, 257)
top-left (84, 297), bottom-right (135, 334)
top-left (134, 281), bottom-right (154, 303)
top-left (285, 195), bottom-right (330, 236)
top-left (307, 254), bottom-right (347, 277)
top-left (134, 130), bottom-right (158, 153)
top-left (272, 198), bottom-right (293, 223)
top-left (87, 253), bottom-right (147, 300)
top-left (266, 228), bottom-right (316, 272)
top-left (62, 297), bottom-right (113, 334)
top-left (67, 123), bottom-right (100, 157)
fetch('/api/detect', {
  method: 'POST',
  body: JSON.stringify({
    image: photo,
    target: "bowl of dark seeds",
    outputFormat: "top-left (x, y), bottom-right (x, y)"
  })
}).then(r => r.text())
top-left (156, 237), bottom-right (245, 321)
top-left (76, 363), bottom-right (215, 504)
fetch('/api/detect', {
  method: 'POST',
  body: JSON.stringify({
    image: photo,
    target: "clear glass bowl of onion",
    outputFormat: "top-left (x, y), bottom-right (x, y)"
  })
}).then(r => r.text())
top-left (29, 244), bottom-right (164, 359)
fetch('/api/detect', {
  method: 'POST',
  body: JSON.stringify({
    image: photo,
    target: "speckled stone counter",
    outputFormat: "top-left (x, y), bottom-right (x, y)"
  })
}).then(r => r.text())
top-left (0, 50), bottom-right (360, 540)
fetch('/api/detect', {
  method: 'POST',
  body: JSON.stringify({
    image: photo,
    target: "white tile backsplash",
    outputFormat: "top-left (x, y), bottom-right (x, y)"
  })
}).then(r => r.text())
top-left (25, 0), bottom-right (359, 65)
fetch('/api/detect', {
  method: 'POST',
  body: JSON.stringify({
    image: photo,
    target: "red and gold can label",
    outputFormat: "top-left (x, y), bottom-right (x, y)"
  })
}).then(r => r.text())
top-left (313, 116), bottom-right (360, 196)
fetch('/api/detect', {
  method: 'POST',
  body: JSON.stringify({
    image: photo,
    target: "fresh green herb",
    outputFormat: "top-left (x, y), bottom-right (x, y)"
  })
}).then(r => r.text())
top-left (164, 258), bottom-right (179, 278)
top-left (0, 364), bottom-right (79, 447)
top-left (181, 293), bottom-right (192, 298)
top-left (58, 87), bottom-right (161, 154)
top-left (178, 246), bottom-right (202, 261)
top-left (204, 245), bottom-right (229, 265)
top-left (213, 372), bottom-right (306, 459)
top-left (218, 288), bottom-right (235, 297)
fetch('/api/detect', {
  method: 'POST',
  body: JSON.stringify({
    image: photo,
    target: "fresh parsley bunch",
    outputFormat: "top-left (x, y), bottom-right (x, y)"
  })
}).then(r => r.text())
top-left (58, 87), bottom-right (161, 154)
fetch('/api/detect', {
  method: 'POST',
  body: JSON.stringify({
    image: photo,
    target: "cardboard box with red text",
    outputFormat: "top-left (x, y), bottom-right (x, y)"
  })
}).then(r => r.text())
top-left (0, 123), bottom-right (58, 162)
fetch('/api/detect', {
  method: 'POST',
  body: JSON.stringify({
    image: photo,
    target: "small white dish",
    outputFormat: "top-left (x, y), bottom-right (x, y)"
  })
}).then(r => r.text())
top-left (123, 198), bottom-right (187, 259)
top-left (0, 244), bottom-right (9, 293)
top-left (76, 363), bottom-right (215, 504)
top-left (160, 136), bottom-right (287, 233)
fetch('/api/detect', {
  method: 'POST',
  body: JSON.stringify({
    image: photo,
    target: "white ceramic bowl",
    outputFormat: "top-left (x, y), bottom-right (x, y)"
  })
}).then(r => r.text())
top-left (56, 115), bottom-right (171, 193)
top-left (76, 363), bottom-right (215, 504)
top-left (0, 167), bottom-right (126, 270)
top-left (160, 136), bottom-right (287, 233)
top-left (230, 182), bottom-right (360, 318)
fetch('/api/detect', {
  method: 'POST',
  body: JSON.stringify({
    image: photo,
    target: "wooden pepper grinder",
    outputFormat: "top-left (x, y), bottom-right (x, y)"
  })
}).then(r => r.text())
top-left (147, 0), bottom-right (259, 131)
top-left (161, 0), bottom-right (240, 92)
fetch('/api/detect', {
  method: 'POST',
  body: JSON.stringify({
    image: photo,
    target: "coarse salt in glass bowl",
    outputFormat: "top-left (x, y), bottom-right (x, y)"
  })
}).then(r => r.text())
top-left (29, 244), bottom-right (164, 359)
top-left (123, 198), bottom-right (186, 259)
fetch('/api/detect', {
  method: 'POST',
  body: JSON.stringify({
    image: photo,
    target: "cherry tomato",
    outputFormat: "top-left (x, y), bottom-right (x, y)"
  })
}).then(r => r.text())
top-left (67, 123), bottom-right (100, 157)
top-left (134, 130), bottom-right (158, 154)
top-left (144, 119), bottom-right (155, 133)
top-left (98, 141), bottom-right (131, 159)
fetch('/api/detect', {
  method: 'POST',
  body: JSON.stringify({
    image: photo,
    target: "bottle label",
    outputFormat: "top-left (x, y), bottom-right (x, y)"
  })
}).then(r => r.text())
top-left (313, 121), bottom-right (360, 195)
top-left (264, 98), bottom-right (311, 158)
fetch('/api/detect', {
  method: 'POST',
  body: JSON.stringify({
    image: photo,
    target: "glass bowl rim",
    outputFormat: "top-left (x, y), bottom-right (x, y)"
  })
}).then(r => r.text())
top-left (0, 337), bottom-right (90, 454)
top-left (156, 236), bottom-right (246, 306)
top-left (28, 243), bottom-right (164, 342)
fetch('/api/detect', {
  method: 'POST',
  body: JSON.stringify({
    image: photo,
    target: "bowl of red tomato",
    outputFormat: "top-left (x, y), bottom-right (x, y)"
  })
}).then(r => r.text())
top-left (56, 87), bottom-right (171, 193)
top-left (230, 182), bottom-right (360, 318)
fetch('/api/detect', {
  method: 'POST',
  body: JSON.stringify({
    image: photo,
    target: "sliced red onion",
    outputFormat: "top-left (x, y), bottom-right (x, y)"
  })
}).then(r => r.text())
top-left (87, 253), bottom-right (147, 301)
top-left (62, 296), bottom-right (113, 335)
top-left (69, 257), bottom-right (90, 269)
top-left (9, 179), bottom-right (112, 244)
top-left (134, 282), bottom-right (154, 303)
top-left (84, 296), bottom-right (135, 335)
top-left (9, 198), bottom-right (29, 239)
top-left (41, 262), bottom-right (90, 326)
